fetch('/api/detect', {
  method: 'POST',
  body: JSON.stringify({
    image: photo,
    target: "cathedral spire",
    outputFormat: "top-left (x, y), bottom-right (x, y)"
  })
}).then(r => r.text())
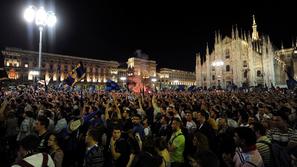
top-left (232, 25), bottom-right (235, 39)
top-left (206, 43), bottom-right (209, 55)
top-left (235, 24), bottom-right (239, 39)
top-left (218, 29), bottom-right (222, 43)
top-left (281, 41), bottom-right (284, 50)
top-left (196, 52), bottom-right (201, 65)
top-left (267, 36), bottom-right (271, 45)
top-left (252, 15), bottom-right (259, 41)
top-left (244, 30), bottom-right (247, 41)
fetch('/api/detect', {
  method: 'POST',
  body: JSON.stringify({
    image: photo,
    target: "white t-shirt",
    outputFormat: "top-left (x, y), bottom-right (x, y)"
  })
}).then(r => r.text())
top-left (12, 153), bottom-right (55, 167)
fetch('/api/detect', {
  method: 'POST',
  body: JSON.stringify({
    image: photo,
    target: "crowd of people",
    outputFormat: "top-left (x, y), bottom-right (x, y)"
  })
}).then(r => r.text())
top-left (0, 85), bottom-right (297, 167)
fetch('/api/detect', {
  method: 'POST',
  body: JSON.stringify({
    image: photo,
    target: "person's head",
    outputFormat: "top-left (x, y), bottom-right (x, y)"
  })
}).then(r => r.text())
top-left (171, 118), bottom-right (182, 132)
top-left (197, 110), bottom-right (208, 124)
top-left (192, 132), bottom-right (209, 151)
top-left (252, 122), bottom-right (266, 139)
top-left (48, 134), bottom-right (60, 148)
top-left (18, 135), bottom-right (39, 158)
top-left (34, 116), bottom-right (49, 134)
top-left (132, 114), bottom-right (141, 125)
top-left (186, 111), bottom-right (193, 121)
top-left (122, 107), bottom-right (130, 119)
top-left (218, 117), bottom-right (228, 129)
top-left (210, 107), bottom-right (219, 119)
top-left (160, 115), bottom-right (169, 125)
top-left (257, 102), bottom-right (266, 115)
top-left (166, 104), bottom-right (176, 116)
top-left (85, 128), bottom-right (100, 146)
top-left (272, 107), bottom-right (290, 127)
top-left (112, 125), bottom-right (122, 141)
top-left (142, 117), bottom-right (149, 128)
top-left (188, 150), bottom-right (220, 167)
top-left (234, 127), bottom-right (256, 148)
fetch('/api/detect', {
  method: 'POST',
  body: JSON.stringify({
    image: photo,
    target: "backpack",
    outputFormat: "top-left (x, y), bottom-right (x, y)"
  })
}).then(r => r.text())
top-left (169, 129), bottom-right (191, 162)
top-left (257, 140), bottom-right (291, 167)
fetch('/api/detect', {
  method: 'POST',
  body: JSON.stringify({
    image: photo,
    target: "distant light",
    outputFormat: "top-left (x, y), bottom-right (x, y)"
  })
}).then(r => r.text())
top-left (24, 6), bottom-right (36, 23)
top-left (29, 70), bottom-right (40, 76)
top-left (46, 11), bottom-right (57, 27)
top-left (174, 80), bottom-right (179, 83)
top-left (24, 6), bottom-right (57, 27)
top-left (24, 64), bottom-right (28, 68)
top-left (120, 76), bottom-right (127, 81)
top-left (294, 49), bottom-right (297, 54)
top-left (35, 7), bottom-right (47, 26)
top-left (151, 78), bottom-right (157, 82)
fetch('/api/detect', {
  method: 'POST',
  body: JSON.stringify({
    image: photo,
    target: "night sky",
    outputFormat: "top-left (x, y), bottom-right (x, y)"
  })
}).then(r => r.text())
top-left (0, 0), bottom-right (296, 71)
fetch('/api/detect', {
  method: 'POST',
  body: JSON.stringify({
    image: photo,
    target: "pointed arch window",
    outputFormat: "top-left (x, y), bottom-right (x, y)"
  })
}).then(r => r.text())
top-left (244, 70), bottom-right (248, 78)
top-left (243, 60), bottom-right (248, 67)
top-left (225, 49), bottom-right (230, 59)
top-left (257, 70), bottom-right (262, 77)
top-left (226, 65), bottom-right (230, 72)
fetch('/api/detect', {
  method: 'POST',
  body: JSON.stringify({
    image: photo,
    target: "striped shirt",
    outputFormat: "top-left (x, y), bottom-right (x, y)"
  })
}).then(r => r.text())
top-left (256, 136), bottom-right (273, 167)
top-left (267, 128), bottom-right (297, 147)
top-left (84, 144), bottom-right (105, 167)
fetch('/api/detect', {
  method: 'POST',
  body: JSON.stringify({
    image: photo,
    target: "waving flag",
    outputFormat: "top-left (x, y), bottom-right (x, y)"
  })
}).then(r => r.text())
top-left (105, 79), bottom-right (120, 91)
top-left (64, 62), bottom-right (86, 86)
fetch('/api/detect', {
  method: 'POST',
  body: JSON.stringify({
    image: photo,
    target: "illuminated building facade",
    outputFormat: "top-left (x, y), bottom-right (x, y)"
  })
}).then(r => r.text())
top-left (2, 47), bottom-right (119, 83)
top-left (196, 15), bottom-right (288, 88)
top-left (158, 68), bottom-right (195, 86)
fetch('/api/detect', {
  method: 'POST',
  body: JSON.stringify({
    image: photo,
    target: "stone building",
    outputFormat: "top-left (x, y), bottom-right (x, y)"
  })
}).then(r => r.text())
top-left (2, 47), bottom-right (119, 83)
top-left (196, 15), bottom-right (288, 88)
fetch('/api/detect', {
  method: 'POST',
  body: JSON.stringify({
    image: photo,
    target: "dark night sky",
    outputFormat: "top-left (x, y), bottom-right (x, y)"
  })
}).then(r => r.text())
top-left (0, 0), bottom-right (296, 71)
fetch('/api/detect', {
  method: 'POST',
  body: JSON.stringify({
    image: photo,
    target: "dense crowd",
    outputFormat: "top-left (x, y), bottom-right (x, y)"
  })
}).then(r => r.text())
top-left (0, 85), bottom-right (297, 167)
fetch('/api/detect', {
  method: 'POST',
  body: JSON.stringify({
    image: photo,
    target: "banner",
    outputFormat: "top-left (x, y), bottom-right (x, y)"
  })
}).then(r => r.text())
top-left (64, 62), bottom-right (86, 87)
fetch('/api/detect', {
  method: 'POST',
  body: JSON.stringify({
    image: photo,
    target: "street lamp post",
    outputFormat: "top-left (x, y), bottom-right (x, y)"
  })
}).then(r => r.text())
top-left (24, 6), bottom-right (57, 80)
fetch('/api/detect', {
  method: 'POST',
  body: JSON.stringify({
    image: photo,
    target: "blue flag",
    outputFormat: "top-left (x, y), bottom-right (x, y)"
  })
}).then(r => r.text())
top-left (176, 85), bottom-right (185, 91)
top-left (105, 79), bottom-right (120, 91)
top-left (64, 62), bottom-right (86, 87)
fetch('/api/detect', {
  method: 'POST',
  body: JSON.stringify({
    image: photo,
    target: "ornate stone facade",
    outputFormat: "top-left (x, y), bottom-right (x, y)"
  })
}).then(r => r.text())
top-left (127, 57), bottom-right (157, 78)
top-left (158, 68), bottom-right (195, 86)
top-left (196, 16), bottom-right (288, 88)
top-left (275, 46), bottom-right (297, 80)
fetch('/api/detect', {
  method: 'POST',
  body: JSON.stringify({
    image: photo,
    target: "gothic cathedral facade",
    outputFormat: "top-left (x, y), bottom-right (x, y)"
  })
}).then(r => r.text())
top-left (196, 15), bottom-right (287, 89)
